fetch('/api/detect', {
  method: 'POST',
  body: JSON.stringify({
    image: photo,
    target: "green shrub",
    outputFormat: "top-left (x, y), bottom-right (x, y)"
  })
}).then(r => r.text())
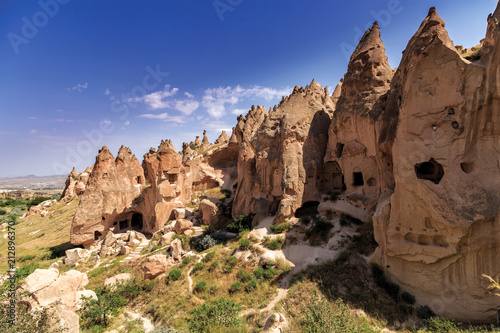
top-left (263, 268), bottom-right (277, 280)
top-left (299, 295), bottom-right (374, 333)
top-left (10, 206), bottom-right (24, 217)
top-left (182, 256), bottom-right (192, 265)
top-left (417, 305), bottom-right (435, 320)
top-left (194, 280), bottom-right (207, 293)
top-left (227, 256), bottom-right (238, 266)
top-left (0, 209), bottom-right (6, 215)
top-left (254, 267), bottom-right (264, 279)
top-left (401, 291), bottom-right (416, 305)
top-left (203, 251), bottom-right (216, 262)
top-left (222, 264), bottom-right (233, 274)
top-left (226, 214), bottom-right (254, 234)
top-left (306, 217), bottom-right (333, 243)
top-left (238, 238), bottom-right (251, 248)
top-left (193, 262), bottom-right (203, 272)
top-left (209, 285), bottom-right (218, 294)
top-left (426, 316), bottom-right (460, 332)
top-left (237, 269), bottom-right (252, 283)
top-left (246, 279), bottom-right (257, 292)
top-left (371, 264), bottom-right (400, 300)
top-left (301, 216), bottom-right (311, 225)
top-left (18, 254), bottom-right (36, 262)
top-left (229, 281), bottom-right (242, 293)
top-left (339, 214), bottom-right (363, 227)
top-left (270, 222), bottom-right (291, 234)
top-left (16, 262), bottom-right (39, 280)
top-left (187, 298), bottom-right (242, 332)
top-left (335, 251), bottom-right (349, 264)
top-left (210, 260), bottom-right (219, 271)
top-left (168, 268), bottom-right (182, 281)
top-left (79, 286), bottom-right (127, 328)
top-left (263, 236), bottom-right (284, 250)
top-left (195, 235), bottom-right (217, 252)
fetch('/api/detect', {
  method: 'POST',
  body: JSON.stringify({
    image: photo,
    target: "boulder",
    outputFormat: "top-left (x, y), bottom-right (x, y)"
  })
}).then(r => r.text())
top-left (263, 313), bottom-right (287, 333)
top-left (199, 198), bottom-right (219, 226)
top-left (104, 273), bottom-right (133, 287)
top-left (172, 207), bottom-right (192, 220)
top-left (174, 219), bottom-right (193, 234)
top-left (159, 231), bottom-right (175, 246)
top-left (184, 229), bottom-right (193, 237)
top-left (64, 248), bottom-right (90, 266)
top-left (99, 245), bottom-right (113, 256)
top-left (40, 210), bottom-right (49, 217)
top-left (22, 268), bottom-right (59, 294)
top-left (52, 304), bottom-right (80, 333)
top-left (170, 238), bottom-right (184, 261)
top-left (103, 231), bottom-right (118, 247)
top-left (141, 254), bottom-right (172, 279)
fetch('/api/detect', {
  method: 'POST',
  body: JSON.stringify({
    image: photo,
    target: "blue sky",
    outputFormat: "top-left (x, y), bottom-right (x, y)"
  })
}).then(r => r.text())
top-left (0, 0), bottom-right (497, 177)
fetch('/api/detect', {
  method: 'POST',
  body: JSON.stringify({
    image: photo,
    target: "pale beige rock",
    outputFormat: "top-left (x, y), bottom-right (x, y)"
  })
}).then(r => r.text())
top-left (170, 238), bottom-right (184, 261)
top-left (159, 231), bottom-right (175, 245)
top-left (64, 248), bottom-right (89, 266)
top-left (119, 245), bottom-right (131, 255)
top-left (263, 313), bottom-right (287, 333)
top-left (141, 254), bottom-right (171, 279)
top-left (104, 273), bottom-right (133, 287)
top-left (200, 198), bottom-right (219, 225)
top-left (174, 219), bottom-right (193, 234)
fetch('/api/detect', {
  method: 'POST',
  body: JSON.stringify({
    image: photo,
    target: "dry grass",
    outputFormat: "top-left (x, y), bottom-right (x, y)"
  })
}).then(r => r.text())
top-left (0, 197), bottom-right (80, 273)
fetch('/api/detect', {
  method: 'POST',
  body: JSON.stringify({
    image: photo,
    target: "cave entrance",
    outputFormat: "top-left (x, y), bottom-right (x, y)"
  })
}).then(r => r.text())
top-left (294, 201), bottom-right (320, 218)
top-left (320, 161), bottom-right (345, 192)
top-left (131, 213), bottom-right (143, 231)
top-left (353, 172), bottom-right (364, 186)
top-left (119, 219), bottom-right (128, 230)
top-left (415, 158), bottom-right (444, 184)
top-left (94, 230), bottom-right (102, 241)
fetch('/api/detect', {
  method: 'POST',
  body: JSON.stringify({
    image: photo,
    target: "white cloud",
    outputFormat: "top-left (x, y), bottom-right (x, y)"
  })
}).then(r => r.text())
top-left (124, 121), bottom-right (130, 126)
top-left (135, 85), bottom-right (199, 115)
top-left (29, 116), bottom-right (38, 120)
top-left (138, 113), bottom-right (185, 123)
top-left (55, 109), bottom-right (63, 113)
top-left (104, 88), bottom-right (111, 96)
top-left (102, 120), bottom-right (112, 125)
top-left (231, 108), bottom-right (247, 116)
top-left (202, 85), bottom-right (291, 118)
top-left (68, 82), bottom-right (88, 92)
top-left (29, 129), bottom-right (37, 135)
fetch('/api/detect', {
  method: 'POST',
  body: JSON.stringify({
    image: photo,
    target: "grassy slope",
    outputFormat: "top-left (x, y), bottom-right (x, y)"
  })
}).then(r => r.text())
top-left (0, 197), bottom-right (79, 273)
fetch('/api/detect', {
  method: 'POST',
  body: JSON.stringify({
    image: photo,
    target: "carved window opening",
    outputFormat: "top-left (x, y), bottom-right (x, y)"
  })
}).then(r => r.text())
top-left (94, 230), bottom-right (102, 240)
top-left (320, 161), bottom-right (344, 192)
top-left (119, 220), bottom-right (128, 230)
top-left (353, 172), bottom-right (364, 186)
top-left (131, 213), bottom-right (143, 231)
top-left (415, 158), bottom-right (444, 184)
top-left (460, 162), bottom-right (473, 174)
top-left (136, 176), bottom-right (142, 184)
top-left (168, 173), bottom-right (177, 184)
top-left (335, 143), bottom-right (345, 158)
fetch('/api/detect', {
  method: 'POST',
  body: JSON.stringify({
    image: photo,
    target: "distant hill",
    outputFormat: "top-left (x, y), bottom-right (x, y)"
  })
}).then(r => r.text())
top-left (0, 174), bottom-right (67, 190)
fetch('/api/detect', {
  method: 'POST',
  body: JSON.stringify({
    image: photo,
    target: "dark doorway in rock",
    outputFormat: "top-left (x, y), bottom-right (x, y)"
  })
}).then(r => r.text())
top-left (415, 158), bottom-right (444, 184)
top-left (353, 172), bottom-right (364, 186)
top-left (335, 143), bottom-right (345, 158)
top-left (320, 161), bottom-right (345, 192)
top-left (94, 230), bottom-right (102, 240)
top-left (295, 201), bottom-right (320, 218)
top-left (119, 219), bottom-right (128, 230)
top-left (131, 213), bottom-right (143, 231)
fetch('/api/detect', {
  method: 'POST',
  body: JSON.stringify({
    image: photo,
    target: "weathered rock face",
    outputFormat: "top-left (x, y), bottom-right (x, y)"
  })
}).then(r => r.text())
top-left (324, 22), bottom-right (393, 208)
top-left (60, 166), bottom-right (92, 201)
top-left (68, 3), bottom-right (500, 322)
top-left (70, 146), bottom-right (145, 246)
top-left (232, 84), bottom-right (332, 222)
top-left (372, 6), bottom-right (500, 322)
top-left (21, 268), bottom-right (90, 333)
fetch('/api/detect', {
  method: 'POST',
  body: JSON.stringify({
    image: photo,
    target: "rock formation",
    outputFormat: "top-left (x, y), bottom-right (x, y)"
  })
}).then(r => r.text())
top-left (59, 166), bottom-right (92, 201)
top-left (68, 2), bottom-right (500, 322)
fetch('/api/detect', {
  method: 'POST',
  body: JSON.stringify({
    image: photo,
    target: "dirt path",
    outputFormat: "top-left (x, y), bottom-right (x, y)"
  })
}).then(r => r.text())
top-left (187, 254), bottom-right (206, 303)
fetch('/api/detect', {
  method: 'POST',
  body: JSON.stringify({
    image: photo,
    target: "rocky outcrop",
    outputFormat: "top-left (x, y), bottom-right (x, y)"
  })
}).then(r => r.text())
top-left (67, 3), bottom-right (500, 322)
top-left (59, 166), bottom-right (92, 202)
top-left (371, 6), bottom-right (500, 322)
top-left (141, 254), bottom-right (172, 279)
top-left (70, 146), bottom-right (145, 247)
top-left (21, 268), bottom-right (90, 333)
top-left (232, 84), bottom-right (332, 222)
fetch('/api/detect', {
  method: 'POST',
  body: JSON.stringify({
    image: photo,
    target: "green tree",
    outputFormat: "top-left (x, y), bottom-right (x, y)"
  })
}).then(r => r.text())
top-left (79, 286), bottom-right (127, 327)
